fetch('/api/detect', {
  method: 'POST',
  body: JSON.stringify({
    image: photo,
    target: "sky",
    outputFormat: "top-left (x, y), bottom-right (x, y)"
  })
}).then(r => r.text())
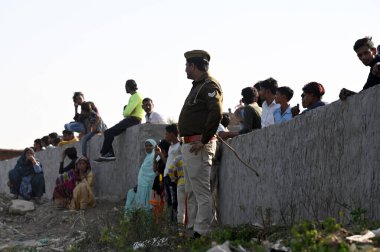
top-left (0, 0), bottom-right (379, 149)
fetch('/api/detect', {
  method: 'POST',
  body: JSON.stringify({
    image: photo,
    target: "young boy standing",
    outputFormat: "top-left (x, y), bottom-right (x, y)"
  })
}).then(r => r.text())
top-left (273, 86), bottom-right (294, 124)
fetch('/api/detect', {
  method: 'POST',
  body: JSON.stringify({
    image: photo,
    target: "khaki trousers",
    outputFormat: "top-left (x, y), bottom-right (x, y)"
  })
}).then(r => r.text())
top-left (182, 140), bottom-right (216, 235)
top-left (177, 184), bottom-right (185, 224)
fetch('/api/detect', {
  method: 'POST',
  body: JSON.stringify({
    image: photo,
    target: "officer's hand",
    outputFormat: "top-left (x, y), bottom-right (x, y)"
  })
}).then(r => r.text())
top-left (189, 141), bottom-right (204, 155)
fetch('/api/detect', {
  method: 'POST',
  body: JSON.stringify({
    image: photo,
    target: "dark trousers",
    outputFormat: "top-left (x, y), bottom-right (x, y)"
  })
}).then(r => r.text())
top-left (9, 169), bottom-right (45, 198)
top-left (164, 175), bottom-right (178, 222)
top-left (100, 117), bottom-right (141, 156)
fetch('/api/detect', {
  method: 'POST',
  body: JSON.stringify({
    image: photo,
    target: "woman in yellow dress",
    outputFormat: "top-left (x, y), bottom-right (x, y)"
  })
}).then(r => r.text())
top-left (69, 156), bottom-right (96, 210)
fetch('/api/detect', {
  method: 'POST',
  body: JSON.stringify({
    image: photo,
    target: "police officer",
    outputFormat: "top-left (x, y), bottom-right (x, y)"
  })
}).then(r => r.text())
top-left (178, 50), bottom-right (223, 237)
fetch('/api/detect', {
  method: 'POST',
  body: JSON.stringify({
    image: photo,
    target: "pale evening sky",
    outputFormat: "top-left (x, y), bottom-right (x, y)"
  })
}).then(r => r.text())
top-left (0, 0), bottom-right (379, 149)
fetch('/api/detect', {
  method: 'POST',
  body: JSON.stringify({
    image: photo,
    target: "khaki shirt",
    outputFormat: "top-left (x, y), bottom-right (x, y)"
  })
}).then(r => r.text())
top-left (179, 73), bottom-right (223, 144)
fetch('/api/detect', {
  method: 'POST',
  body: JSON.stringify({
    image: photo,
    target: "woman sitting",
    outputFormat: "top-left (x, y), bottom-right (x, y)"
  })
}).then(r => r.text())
top-left (8, 148), bottom-right (45, 201)
top-left (53, 156), bottom-right (96, 210)
top-left (125, 139), bottom-right (157, 212)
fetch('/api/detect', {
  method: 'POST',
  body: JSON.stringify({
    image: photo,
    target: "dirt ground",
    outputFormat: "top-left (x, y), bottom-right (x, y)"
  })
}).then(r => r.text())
top-left (0, 193), bottom-right (124, 251)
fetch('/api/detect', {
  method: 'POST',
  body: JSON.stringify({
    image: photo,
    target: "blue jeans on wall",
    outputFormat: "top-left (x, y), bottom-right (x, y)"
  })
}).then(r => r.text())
top-left (81, 132), bottom-right (96, 157)
top-left (64, 122), bottom-right (85, 133)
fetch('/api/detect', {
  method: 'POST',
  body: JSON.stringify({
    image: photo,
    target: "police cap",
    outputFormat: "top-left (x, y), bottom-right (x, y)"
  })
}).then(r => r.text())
top-left (184, 50), bottom-right (211, 62)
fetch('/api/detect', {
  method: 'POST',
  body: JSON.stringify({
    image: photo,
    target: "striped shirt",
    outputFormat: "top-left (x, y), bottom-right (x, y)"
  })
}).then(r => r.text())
top-left (168, 154), bottom-right (185, 186)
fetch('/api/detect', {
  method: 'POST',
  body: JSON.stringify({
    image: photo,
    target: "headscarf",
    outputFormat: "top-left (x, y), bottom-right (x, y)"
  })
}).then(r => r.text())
top-left (74, 156), bottom-right (91, 181)
top-left (14, 148), bottom-right (38, 176)
top-left (75, 156), bottom-right (91, 171)
top-left (137, 139), bottom-right (157, 187)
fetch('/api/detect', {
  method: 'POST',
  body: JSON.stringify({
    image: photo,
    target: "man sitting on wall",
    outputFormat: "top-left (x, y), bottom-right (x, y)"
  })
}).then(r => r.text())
top-left (94, 79), bottom-right (144, 161)
top-left (340, 36), bottom-right (380, 100)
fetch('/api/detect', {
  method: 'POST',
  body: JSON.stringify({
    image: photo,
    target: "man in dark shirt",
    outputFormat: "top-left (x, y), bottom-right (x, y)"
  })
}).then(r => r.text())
top-left (178, 50), bottom-right (222, 237)
top-left (218, 87), bottom-right (261, 140)
top-left (340, 36), bottom-right (380, 100)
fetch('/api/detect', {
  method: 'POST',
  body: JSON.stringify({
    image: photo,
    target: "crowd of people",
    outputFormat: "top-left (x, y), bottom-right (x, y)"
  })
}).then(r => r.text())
top-left (6, 36), bottom-right (380, 238)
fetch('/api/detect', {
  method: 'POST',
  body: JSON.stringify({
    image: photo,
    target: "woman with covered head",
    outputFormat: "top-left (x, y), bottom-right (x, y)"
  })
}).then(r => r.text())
top-left (53, 156), bottom-right (95, 210)
top-left (125, 139), bottom-right (157, 212)
top-left (68, 156), bottom-right (96, 210)
top-left (8, 148), bottom-right (45, 201)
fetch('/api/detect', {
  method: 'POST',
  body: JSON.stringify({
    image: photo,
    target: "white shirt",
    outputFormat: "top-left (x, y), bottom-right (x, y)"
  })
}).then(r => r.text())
top-left (164, 142), bottom-right (180, 176)
top-left (261, 100), bottom-right (280, 128)
top-left (145, 111), bottom-right (165, 124)
top-left (217, 124), bottom-right (229, 133)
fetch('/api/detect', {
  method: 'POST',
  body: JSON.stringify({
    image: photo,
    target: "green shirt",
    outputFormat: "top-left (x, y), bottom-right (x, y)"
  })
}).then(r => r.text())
top-left (239, 103), bottom-right (262, 134)
top-left (123, 92), bottom-right (144, 120)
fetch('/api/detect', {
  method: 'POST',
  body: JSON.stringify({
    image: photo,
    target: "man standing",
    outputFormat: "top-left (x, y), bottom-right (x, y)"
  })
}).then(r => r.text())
top-left (340, 36), bottom-right (380, 100)
top-left (163, 124), bottom-right (181, 221)
top-left (218, 87), bottom-right (261, 139)
top-left (95, 79), bottom-right (144, 161)
top-left (179, 50), bottom-right (223, 237)
top-left (259, 77), bottom-right (280, 128)
top-left (142, 98), bottom-right (166, 124)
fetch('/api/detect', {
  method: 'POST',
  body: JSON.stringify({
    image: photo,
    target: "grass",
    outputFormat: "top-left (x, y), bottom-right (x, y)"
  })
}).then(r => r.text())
top-left (63, 207), bottom-right (380, 251)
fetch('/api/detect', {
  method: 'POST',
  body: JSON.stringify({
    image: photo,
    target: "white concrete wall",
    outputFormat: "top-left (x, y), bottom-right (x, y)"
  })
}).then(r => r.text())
top-left (0, 124), bottom-right (167, 201)
top-left (218, 85), bottom-right (380, 226)
top-left (1, 86), bottom-right (380, 226)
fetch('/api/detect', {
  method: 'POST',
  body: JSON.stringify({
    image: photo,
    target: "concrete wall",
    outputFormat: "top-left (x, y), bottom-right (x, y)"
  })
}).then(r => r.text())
top-left (0, 124), bottom-right (167, 201)
top-left (218, 85), bottom-right (380, 226)
top-left (1, 86), bottom-right (380, 226)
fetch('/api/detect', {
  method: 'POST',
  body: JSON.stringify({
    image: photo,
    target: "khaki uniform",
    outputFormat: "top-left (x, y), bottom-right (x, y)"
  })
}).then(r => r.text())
top-left (179, 72), bottom-right (223, 234)
top-left (178, 73), bottom-right (223, 143)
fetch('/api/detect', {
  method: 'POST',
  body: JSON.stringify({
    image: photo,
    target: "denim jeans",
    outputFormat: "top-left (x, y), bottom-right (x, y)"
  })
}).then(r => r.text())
top-left (81, 132), bottom-right (96, 157)
top-left (64, 122), bottom-right (85, 133)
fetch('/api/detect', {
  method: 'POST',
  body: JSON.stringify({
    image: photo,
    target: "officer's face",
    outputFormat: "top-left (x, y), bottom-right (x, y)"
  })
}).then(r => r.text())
top-left (356, 46), bottom-right (376, 66)
top-left (185, 62), bottom-right (195, 80)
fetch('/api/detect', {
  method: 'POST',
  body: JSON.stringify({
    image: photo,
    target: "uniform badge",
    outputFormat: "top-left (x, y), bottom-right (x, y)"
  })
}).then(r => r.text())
top-left (208, 91), bottom-right (216, 97)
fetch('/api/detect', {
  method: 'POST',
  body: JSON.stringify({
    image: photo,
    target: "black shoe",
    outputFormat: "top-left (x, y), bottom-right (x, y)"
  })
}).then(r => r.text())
top-left (94, 153), bottom-right (116, 162)
top-left (192, 231), bottom-right (202, 239)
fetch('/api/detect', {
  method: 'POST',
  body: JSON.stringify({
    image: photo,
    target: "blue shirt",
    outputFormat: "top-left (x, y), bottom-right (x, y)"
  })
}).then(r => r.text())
top-left (273, 106), bottom-right (292, 124)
